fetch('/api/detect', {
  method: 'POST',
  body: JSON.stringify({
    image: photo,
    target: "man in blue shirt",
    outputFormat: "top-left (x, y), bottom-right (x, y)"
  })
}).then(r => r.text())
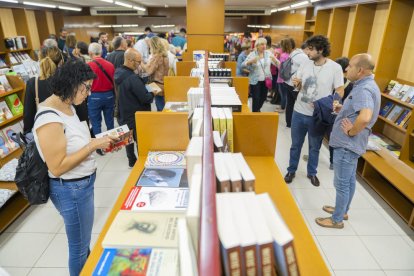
top-left (316, 53), bottom-right (380, 229)
top-left (236, 42), bottom-right (251, 76)
top-left (172, 28), bottom-right (187, 50)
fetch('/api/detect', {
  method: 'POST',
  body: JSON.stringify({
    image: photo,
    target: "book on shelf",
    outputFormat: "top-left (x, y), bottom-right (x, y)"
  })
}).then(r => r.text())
top-left (93, 248), bottom-right (179, 276)
top-left (163, 101), bottom-right (189, 112)
top-left (223, 108), bottom-right (234, 152)
top-left (402, 117), bottom-right (411, 129)
top-left (95, 124), bottom-right (133, 153)
top-left (396, 84), bottom-right (411, 100)
top-left (213, 130), bottom-right (224, 152)
top-left (178, 218), bottom-right (198, 276)
top-left (223, 152), bottom-right (242, 192)
top-left (4, 94), bottom-right (23, 116)
top-left (211, 107), bottom-right (221, 133)
top-left (388, 83), bottom-right (403, 97)
top-left (0, 101), bottom-right (13, 120)
top-left (369, 133), bottom-right (402, 152)
top-left (0, 131), bottom-right (11, 157)
top-left (257, 193), bottom-right (299, 276)
top-left (185, 136), bottom-right (202, 186)
top-left (2, 123), bottom-right (22, 151)
top-left (0, 75), bottom-right (12, 92)
top-left (136, 167), bottom-right (189, 188)
top-left (395, 109), bottom-right (411, 125)
top-left (186, 164), bottom-right (202, 254)
top-left (379, 102), bottom-right (394, 117)
top-left (121, 186), bottom-right (189, 212)
top-left (214, 152), bottom-right (231, 193)
top-left (145, 151), bottom-right (186, 169)
top-left (102, 211), bottom-right (182, 249)
top-left (232, 153), bottom-right (255, 192)
top-left (401, 86), bottom-right (414, 103)
top-left (386, 105), bottom-right (404, 123)
top-left (218, 107), bottom-right (226, 136)
top-left (0, 58), bottom-right (6, 67)
top-left (189, 107), bottom-right (203, 138)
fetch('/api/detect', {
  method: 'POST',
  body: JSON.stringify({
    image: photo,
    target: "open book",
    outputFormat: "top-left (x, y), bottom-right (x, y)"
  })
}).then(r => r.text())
top-left (95, 124), bottom-right (133, 153)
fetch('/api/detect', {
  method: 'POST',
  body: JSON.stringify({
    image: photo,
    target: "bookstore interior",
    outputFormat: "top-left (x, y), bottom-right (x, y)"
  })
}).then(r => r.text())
top-left (0, 0), bottom-right (413, 275)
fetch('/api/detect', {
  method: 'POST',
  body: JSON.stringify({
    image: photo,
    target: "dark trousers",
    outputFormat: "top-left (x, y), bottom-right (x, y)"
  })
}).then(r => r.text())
top-left (283, 82), bottom-right (298, 127)
top-left (250, 81), bottom-right (267, 112)
top-left (125, 127), bottom-right (137, 163)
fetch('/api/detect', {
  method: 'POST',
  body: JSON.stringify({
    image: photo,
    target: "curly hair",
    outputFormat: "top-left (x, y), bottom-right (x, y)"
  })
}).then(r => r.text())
top-left (51, 59), bottom-right (96, 102)
top-left (149, 36), bottom-right (167, 57)
top-left (306, 35), bottom-right (330, 57)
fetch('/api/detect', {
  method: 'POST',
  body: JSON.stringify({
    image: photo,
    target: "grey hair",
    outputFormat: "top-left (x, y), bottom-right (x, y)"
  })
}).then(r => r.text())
top-left (112, 36), bottom-right (124, 49)
top-left (88, 42), bottom-right (102, 55)
top-left (255, 37), bottom-right (268, 48)
top-left (43, 38), bottom-right (58, 48)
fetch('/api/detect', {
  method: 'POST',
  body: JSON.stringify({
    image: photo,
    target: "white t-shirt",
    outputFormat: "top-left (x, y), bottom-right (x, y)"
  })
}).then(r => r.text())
top-left (33, 106), bottom-right (96, 179)
top-left (294, 58), bottom-right (344, 116)
top-left (257, 58), bottom-right (266, 81)
top-left (286, 48), bottom-right (309, 87)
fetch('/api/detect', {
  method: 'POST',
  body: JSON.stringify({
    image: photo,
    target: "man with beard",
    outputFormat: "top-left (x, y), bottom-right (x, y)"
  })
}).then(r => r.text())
top-left (284, 35), bottom-right (344, 187)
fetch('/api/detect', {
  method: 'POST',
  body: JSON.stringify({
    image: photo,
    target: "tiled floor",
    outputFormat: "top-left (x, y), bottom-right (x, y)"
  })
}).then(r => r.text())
top-left (0, 101), bottom-right (413, 276)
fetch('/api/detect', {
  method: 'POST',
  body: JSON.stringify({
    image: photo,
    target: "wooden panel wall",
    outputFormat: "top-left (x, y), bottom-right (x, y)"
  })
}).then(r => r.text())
top-left (397, 12), bottom-right (414, 83)
top-left (63, 16), bottom-right (116, 43)
top-left (342, 6), bottom-right (356, 57)
top-left (327, 10), bottom-right (334, 37)
top-left (35, 11), bottom-right (50, 44)
top-left (0, 8), bottom-right (17, 37)
top-left (24, 10), bottom-right (40, 51)
top-left (348, 4), bottom-right (376, 58)
top-left (328, 7), bottom-right (350, 60)
top-left (46, 12), bottom-right (56, 35)
top-left (367, 3), bottom-right (389, 64)
top-left (314, 9), bottom-right (330, 36)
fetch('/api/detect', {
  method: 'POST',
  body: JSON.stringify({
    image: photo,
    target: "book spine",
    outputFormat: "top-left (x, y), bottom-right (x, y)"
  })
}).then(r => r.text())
top-left (231, 179), bottom-right (243, 193)
top-left (243, 245), bottom-right (258, 276)
top-left (259, 243), bottom-right (275, 276)
top-left (223, 246), bottom-right (242, 276)
top-left (283, 242), bottom-right (300, 276)
top-left (242, 179), bottom-right (255, 192)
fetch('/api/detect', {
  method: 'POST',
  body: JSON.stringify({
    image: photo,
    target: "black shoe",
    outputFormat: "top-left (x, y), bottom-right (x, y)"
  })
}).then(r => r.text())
top-left (308, 175), bottom-right (320, 187)
top-left (96, 149), bottom-right (105, 156)
top-left (284, 172), bottom-right (295, 183)
top-left (128, 159), bottom-right (137, 169)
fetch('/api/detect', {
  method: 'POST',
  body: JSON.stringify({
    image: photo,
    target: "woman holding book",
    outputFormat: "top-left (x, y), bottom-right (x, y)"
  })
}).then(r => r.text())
top-left (33, 60), bottom-right (117, 276)
top-left (141, 36), bottom-right (169, 111)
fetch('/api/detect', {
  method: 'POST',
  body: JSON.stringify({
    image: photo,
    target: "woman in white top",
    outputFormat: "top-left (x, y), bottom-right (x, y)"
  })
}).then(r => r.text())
top-left (33, 60), bottom-right (117, 276)
top-left (243, 37), bottom-right (279, 112)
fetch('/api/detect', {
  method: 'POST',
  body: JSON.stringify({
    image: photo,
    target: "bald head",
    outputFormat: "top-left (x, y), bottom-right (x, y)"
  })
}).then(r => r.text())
top-left (346, 53), bottom-right (375, 82)
top-left (353, 53), bottom-right (375, 71)
top-left (124, 48), bottom-right (141, 70)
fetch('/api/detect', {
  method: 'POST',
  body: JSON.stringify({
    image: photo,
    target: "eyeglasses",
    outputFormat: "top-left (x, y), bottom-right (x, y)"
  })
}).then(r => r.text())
top-left (131, 59), bottom-right (141, 65)
top-left (81, 82), bottom-right (92, 95)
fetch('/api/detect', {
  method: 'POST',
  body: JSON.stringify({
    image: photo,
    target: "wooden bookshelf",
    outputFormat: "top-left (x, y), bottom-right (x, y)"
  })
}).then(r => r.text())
top-left (8, 48), bottom-right (31, 53)
top-left (381, 92), bottom-right (414, 109)
top-left (0, 147), bottom-right (22, 166)
top-left (378, 116), bottom-right (407, 133)
top-left (0, 114), bottom-right (23, 128)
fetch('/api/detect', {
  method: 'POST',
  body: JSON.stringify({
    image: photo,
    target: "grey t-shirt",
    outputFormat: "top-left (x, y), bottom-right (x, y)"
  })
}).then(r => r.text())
top-left (294, 59), bottom-right (344, 116)
top-left (329, 75), bottom-right (381, 156)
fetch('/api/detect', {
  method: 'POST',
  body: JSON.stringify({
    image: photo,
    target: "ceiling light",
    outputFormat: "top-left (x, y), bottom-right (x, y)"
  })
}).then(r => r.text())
top-left (58, 5), bottom-right (82, 11)
top-left (115, 1), bottom-right (132, 8)
top-left (112, 25), bottom-right (123, 28)
top-left (99, 25), bottom-right (112, 28)
top-left (277, 6), bottom-right (290, 11)
top-left (124, 32), bottom-right (144, 35)
top-left (310, 0), bottom-right (320, 2)
top-left (100, 0), bottom-right (113, 3)
top-left (153, 24), bottom-right (175, 28)
top-left (0, 0), bottom-right (18, 3)
top-left (247, 25), bottom-right (270, 29)
top-left (270, 8), bottom-right (277, 13)
top-left (291, 1), bottom-right (309, 8)
top-left (23, 1), bottom-right (56, 8)
top-left (132, 6), bottom-right (146, 11)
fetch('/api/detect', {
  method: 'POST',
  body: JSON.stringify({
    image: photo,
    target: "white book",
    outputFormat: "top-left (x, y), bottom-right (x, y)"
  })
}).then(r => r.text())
top-left (185, 136), bottom-right (203, 186)
top-left (223, 152), bottom-right (242, 192)
top-left (213, 130), bottom-right (223, 152)
top-left (214, 152), bottom-right (231, 193)
top-left (186, 164), bottom-right (202, 254)
top-left (389, 83), bottom-right (403, 97)
top-left (178, 218), bottom-right (199, 276)
top-left (232, 153), bottom-right (255, 192)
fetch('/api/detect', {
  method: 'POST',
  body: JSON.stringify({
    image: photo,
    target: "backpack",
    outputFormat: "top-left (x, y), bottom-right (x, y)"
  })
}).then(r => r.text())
top-left (14, 110), bottom-right (59, 205)
top-left (279, 52), bottom-right (300, 81)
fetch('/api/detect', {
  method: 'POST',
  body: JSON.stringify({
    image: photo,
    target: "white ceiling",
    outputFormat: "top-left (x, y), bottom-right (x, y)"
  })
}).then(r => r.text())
top-left (50, 0), bottom-right (292, 8)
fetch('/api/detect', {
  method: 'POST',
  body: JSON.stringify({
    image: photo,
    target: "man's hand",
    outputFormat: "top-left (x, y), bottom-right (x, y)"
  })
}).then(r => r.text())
top-left (341, 118), bottom-right (353, 135)
top-left (333, 103), bottom-right (343, 113)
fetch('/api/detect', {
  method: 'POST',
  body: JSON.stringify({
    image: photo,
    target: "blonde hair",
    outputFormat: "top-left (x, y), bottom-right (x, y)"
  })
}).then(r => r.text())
top-left (149, 36), bottom-right (167, 57)
top-left (255, 37), bottom-right (267, 48)
top-left (66, 34), bottom-right (77, 48)
top-left (39, 46), bottom-right (63, 80)
top-left (280, 38), bottom-right (293, 53)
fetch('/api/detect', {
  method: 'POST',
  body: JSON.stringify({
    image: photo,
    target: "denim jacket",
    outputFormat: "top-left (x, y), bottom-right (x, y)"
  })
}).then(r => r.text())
top-left (242, 50), bottom-right (273, 85)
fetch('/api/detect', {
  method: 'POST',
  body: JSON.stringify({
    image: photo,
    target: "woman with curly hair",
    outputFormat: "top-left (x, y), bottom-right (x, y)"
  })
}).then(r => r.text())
top-left (141, 36), bottom-right (169, 111)
top-left (33, 60), bottom-right (117, 276)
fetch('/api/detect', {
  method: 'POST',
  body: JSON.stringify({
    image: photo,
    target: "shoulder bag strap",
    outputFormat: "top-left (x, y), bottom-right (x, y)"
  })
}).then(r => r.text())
top-left (35, 77), bottom-right (39, 111)
top-left (93, 60), bottom-right (113, 83)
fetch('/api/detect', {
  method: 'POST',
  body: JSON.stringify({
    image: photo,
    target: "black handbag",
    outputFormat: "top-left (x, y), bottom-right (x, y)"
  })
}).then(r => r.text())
top-left (14, 110), bottom-right (58, 205)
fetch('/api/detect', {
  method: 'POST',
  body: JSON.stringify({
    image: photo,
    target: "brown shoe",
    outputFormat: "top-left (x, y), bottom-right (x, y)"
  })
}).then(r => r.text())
top-left (284, 172), bottom-right (295, 183)
top-left (307, 175), bottom-right (320, 186)
top-left (315, 217), bottom-right (344, 229)
top-left (322, 205), bottom-right (349, 220)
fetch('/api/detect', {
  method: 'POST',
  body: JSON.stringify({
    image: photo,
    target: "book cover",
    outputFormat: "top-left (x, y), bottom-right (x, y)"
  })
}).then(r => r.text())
top-left (163, 102), bottom-right (189, 112)
top-left (213, 130), bottom-right (224, 152)
top-left (396, 85), bottom-right (411, 99)
top-left (93, 248), bottom-right (179, 276)
top-left (379, 102), bottom-right (394, 117)
top-left (232, 153), bottom-right (255, 192)
top-left (223, 153), bottom-right (242, 192)
top-left (214, 152), bottom-right (231, 193)
top-left (386, 105), bottom-right (404, 122)
top-left (401, 86), bottom-right (414, 102)
top-left (0, 84), bottom-right (6, 95)
top-left (384, 80), bottom-right (398, 94)
top-left (2, 125), bottom-right (20, 151)
top-left (121, 186), bottom-right (189, 212)
top-left (399, 111), bottom-right (411, 127)
top-left (211, 107), bottom-right (221, 133)
top-left (218, 108), bottom-right (226, 136)
top-left (145, 151), bottom-right (186, 169)
top-left (0, 75), bottom-right (12, 92)
top-left (185, 136), bottom-right (203, 186)
top-left (4, 94), bottom-right (23, 116)
top-left (102, 211), bottom-right (182, 249)
top-left (95, 124), bottom-right (133, 153)
top-left (146, 82), bottom-right (162, 94)
top-left (186, 164), bottom-right (202, 254)
top-left (223, 108), bottom-right (234, 152)
top-left (388, 83), bottom-right (403, 97)
top-left (395, 109), bottom-right (410, 125)
top-left (0, 101), bottom-right (13, 120)
top-left (0, 131), bottom-right (11, 157)
top-left (178, 218), bottom-right (198, 276)
top-left (136, 168), bottom-right (188, 188)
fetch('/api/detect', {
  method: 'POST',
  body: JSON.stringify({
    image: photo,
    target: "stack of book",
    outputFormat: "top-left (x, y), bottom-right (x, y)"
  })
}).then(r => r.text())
top-left (379, 102), bottom-right (411, 129)
top-left (369, 133), bottom-right (402, 157)
top-left (0, 121), bottom-right (23, 157)
top-left (217, 192), bottom-right (298, 276)
top-left (211, 107), bottom-right (233, 152)
top-left (385, 80), bottom-right (414, 104)
top-left (188, 87), bottom-right (242, 112)
top-left (96, 150), bottom-right (201, 276)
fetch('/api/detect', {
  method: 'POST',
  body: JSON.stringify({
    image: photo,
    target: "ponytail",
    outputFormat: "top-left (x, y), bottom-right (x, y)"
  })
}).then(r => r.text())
top-left (39, 56), bottom-right (57, 80)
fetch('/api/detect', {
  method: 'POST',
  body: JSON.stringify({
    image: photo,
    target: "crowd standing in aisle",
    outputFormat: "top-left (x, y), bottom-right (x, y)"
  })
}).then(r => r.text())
top-left (316, 53), bottom-right (380, 229)
top-left (33, 60), bottom-right (117, 276)
top-left (284, 35), bottom-right (344, 187)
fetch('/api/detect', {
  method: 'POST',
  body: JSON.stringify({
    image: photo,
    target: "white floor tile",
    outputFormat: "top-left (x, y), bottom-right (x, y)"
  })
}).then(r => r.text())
top-left (302, 210), bottom-right (357, 236)
top-left (384, 271), bottom-right (414, 276)
top-left (291, 188), bottom-right (333, 210)
top-left (376, 208), bottom-right (414, 236)
top-left (27, 268), bottom-right (69, 276)
top-left (102, 156), bottom-right (131, 171)
top-left (316, 236), bottom-right (380, 270)
top-left (94, 187), bottom-right (122, 208)
top-left (401, 235), bottom-right (414, 250)
top-left (357, 183), bottom-right (393, 210)
top-left (95, 170), bottom-right (130, 188)
top-left (361, 236), bottom-right (414, 270)
top-left (334, 271), bottom-right (386, 276)
top-left (35, 234), bottom-right (68, 267)
top-left (325, 188), bottom-right (375, 210)
top-left (348, 209), bottom-right (399, 236)
top-left (0, 233), bottom-right (54, 267)
top-left (4, 206), bottom-right (63, 234)
top-left (1, 267), bottom-right (31, 276)
top-left (95, 155), bottom-right (110, 172)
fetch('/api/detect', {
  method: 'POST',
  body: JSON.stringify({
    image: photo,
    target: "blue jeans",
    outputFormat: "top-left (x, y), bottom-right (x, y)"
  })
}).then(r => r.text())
top-left (155, 95), bottom-right (165, 111)
top-left (49, 172), bottom-right (96, 276)
top-left (332, 147), bottom-right (359, 223)
top-left (278, 83), bottom-right (286, 109)
top-left (287, 111), bottom-right (324, 176)
top-left (88, 91), bottom-right (115, 135)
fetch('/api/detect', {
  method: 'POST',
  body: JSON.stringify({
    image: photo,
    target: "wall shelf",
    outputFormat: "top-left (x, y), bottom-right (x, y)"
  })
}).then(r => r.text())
top-left (0, 87), bottom-right (24, 98)
top-left (0, 114), bottom-right (23, 128)
top-left (378, 115), bottom-right (407, 133)
top-left (8, 48), bottom-right (31, 53)
top-left (381, 92), bottom-right (414, 109)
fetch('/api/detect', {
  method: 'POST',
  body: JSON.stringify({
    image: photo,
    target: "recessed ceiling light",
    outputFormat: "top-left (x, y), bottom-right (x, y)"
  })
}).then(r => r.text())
top-left (100, 0), bottom-right (113, 3)
top-left (114, 1), bottom-right (132, 8)
top-left (132, 6), bottom-right (146, 11)
top-left (291, 1), bottom-right (309, 8)
top-left (277, 6), bottom-right (290, 12)
top-left (23, 1), bottom-right (56, 8)
top-left (0, 0), bottom-right (18, 3)
top-left (58, 5), bottom-right (82, 11)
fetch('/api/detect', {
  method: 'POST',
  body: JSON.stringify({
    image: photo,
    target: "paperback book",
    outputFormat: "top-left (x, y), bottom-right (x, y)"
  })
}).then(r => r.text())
top-left (4, 94), bottom-right (23, 116)
top-left (95, 124), bottom-right (133, 153)
top-left (121, 186), bottom-right (189, 212)
top-left (145, 151), bottom-right (186, 169)
top-left (136, 168), bottom-right (189, 188)
top-left (0, 75), bottom-right (12, 92)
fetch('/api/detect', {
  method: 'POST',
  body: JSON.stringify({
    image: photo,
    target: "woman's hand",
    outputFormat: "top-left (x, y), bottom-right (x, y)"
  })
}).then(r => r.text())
top-left (90, 135), bottom-right (119, 151)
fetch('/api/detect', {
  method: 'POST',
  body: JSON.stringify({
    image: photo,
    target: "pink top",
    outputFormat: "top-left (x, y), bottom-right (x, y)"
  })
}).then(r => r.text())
top-left (277, 52), bottom-right (290, 83)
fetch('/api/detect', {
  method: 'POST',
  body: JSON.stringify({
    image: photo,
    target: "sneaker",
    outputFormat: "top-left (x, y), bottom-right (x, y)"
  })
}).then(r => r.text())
top-left (96, 149), bottom-right (105, 156)
top-left (329, 163), bottom-right (333, 170)
top-left (322, 205), bottom-right (348, 220)
top-left (284, 172), bottom-right (295, 183)
top-left (315, 217), bottom-right (344, 229)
